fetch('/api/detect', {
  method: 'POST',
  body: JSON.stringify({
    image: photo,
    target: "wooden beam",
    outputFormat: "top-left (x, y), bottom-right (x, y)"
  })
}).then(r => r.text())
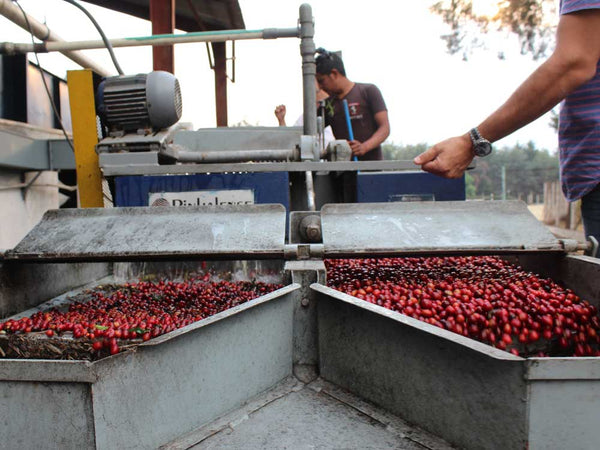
top-left (213, 42), bottom-right (227, 127)
top-left (150, 0), bottom-right (175, 73)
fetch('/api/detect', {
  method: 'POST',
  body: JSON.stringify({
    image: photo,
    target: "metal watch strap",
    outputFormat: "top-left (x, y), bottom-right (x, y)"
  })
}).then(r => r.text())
top-left (469, 127), bottom-right (492, 157)
top-left (470, 127), bottom-right (483, 142)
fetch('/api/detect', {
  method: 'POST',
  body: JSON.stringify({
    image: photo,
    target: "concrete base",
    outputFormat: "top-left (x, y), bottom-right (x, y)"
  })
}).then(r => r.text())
top-left (163, 377), bottom-right (452, 450)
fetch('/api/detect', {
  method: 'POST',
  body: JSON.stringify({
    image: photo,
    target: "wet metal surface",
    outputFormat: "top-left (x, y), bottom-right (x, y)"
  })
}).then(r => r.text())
top-left (168, 377), bottom-right (453, 450)
top-left (1, 381), bottom-right (96, 448)
top-left (314, 283), bottom-right (528, 450)
top-left (0, 283), bottom-right (298, 450)
top-left (312, 271), bottom-right (600, 450)
top-left (320, 200), bottom-right (562, 256)
top-left (0, 261), bottom-right (109, 317)
top-left (6, 204), bottom-right (287, 262)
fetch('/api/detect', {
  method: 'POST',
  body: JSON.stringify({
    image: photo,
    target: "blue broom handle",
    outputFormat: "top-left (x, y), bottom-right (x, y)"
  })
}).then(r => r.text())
top-left (342, 99), bottom-right (358, 161)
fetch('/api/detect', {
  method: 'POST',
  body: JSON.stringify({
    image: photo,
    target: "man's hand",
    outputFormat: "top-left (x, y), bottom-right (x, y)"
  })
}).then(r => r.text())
top-left (349, 140), bottom-right (368, 157)
top-left (274, 104), bottom-right (286, 126)
top-left (413, 134), bottom-right (474, 179)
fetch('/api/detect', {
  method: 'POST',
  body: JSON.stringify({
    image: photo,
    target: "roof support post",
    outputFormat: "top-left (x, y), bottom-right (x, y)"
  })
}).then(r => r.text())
top-left (149, 0), bottom-right (175, 73)
top-left (212, 41), bottom-right (227, 127)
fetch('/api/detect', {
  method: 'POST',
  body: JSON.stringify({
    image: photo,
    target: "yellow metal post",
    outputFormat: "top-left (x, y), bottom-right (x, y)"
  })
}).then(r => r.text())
top-left (67, 69), bottom-right (103, 208)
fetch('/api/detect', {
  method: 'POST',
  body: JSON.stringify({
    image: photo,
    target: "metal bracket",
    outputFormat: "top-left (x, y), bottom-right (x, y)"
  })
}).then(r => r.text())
top-left (206, 40), bottom-right (236, 83)
top-left (284, 244), bottom-right (324, 260)
top-left (559, 237), bottom-right (599, 257)
top-left (560, 239), bottom-right (581, 253)
top-left (585, 236), bottom-right (599, 258)
top-left (289, 211), bottom-right (322, 244)
top-left (300, 135), bottom-right (319, 161)
top-left (326, 140), bottom-right (352, 162)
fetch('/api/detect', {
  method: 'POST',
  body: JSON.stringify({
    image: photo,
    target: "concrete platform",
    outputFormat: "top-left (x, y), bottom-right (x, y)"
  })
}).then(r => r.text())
top-left (162, 377), bottom-right (454, 450)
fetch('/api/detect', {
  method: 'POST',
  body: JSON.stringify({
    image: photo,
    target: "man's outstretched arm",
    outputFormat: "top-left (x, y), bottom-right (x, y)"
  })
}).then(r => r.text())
top-left (414, 9), bottom-right (600, 179)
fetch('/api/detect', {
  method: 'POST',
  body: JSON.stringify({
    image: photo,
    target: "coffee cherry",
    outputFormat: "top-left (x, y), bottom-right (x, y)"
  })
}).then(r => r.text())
top-left (326, 256), bottom-right (600, 358)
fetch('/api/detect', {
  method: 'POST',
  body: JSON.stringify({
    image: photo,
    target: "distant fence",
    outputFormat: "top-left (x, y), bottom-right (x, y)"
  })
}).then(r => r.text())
top-left (543, 181), bottom-right (580, 230)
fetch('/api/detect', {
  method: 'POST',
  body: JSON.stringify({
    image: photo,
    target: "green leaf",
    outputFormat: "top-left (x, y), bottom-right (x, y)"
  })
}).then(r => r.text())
top-left (94, 324), bottom-right (109, 330)
top-left (129, 327), bottom-right (148, 334)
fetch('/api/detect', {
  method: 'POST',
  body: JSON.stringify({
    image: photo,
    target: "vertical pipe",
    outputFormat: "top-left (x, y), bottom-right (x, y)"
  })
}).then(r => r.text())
top-left (299, 4), bottom-right (316, 136)
top-left (150, 0), bottom-right (175, 73)
top-left (300, 4), bottom-right (317, 209)
top-left (66, 69), bottom-right (103, 208)
top-left (213, 42), bottom-right (228, 127)
top-left (501, 165), bottom-right (506, 200)
top-left (305, 171), bottom-right (316, 211)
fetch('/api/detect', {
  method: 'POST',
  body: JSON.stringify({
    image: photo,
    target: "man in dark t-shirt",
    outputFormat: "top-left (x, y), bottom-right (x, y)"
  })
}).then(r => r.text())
top-left (315, 48), bottom-right (390, 161)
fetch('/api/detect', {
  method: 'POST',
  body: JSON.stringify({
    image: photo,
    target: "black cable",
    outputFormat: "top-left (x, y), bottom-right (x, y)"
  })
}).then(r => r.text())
top-left (13, 0), bottom-right (75, 152)
top-left (61, 0), bottom-right (124, 75)
top-left (24, 171), bottom-right (43, 188)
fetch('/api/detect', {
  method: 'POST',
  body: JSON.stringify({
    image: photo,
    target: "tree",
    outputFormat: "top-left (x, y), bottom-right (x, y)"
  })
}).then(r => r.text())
top-left (469, 141), bottom-right (559, 200)
top-left (431, 0), bottom-right (557, 60)
top-left (382, 143), bottom-right (429, 161)
top-left (465, 172), bottom-right (477, 197)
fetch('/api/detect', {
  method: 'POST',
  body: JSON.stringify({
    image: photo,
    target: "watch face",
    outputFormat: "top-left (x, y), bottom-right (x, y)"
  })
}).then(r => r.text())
top-left (474, 140), bottom-right (492, 157)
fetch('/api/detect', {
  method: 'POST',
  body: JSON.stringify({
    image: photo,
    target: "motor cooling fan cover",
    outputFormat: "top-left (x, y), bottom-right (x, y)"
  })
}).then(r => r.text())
top-left (97, 71), bottom-right (182, 132)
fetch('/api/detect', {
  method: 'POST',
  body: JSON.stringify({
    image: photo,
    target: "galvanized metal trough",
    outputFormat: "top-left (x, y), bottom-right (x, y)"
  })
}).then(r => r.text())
top-left (1, 205), bottom-right (298, 449)
top-left (1, 202), bottom-right (600, 449)
top-left (0, 280), bottom-right (297, 449)
top-left (311, 255), bottom-right (600, 450)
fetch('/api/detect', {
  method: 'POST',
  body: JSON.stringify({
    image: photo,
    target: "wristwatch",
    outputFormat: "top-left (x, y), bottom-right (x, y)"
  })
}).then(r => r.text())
top-left (469, 128), bottom-right (492, 157)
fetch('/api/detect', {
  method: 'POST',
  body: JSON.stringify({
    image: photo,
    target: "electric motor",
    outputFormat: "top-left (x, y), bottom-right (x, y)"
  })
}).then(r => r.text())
top-left (96, 71), bottom-right (182, 134)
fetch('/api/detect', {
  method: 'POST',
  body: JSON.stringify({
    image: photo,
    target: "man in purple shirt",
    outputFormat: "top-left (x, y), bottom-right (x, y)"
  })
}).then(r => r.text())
top-left (414, 2), bottom-right (600, 240)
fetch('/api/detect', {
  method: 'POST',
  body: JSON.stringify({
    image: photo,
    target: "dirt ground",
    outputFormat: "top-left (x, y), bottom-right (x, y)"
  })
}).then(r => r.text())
top-left (528, 204), bottom-right (544, 221)
top-left (528, 203), bottom-right (585, 242)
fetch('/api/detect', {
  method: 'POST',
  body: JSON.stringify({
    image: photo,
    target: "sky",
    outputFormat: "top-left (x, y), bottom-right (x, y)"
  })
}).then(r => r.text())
top-left (0, 0), bottom-right (559, 152)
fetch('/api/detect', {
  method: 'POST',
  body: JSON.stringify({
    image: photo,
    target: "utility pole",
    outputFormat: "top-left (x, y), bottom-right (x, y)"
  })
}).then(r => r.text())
top-left (501, 165), bottom-right (507, 200)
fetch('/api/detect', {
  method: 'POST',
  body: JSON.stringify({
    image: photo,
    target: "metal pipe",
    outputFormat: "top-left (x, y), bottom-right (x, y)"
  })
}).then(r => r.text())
top-left (0, 0), bottom-right (111, 76)
top-left (176, 149), bottom-right (298, 163)
top-left (299, 4), bottom-right (316, 137)
top-left (0, 27), bottom-right (300, 55)
top-left (305, 171), bottom-right (316, 211)
top-left (299, 5), bottom-right (317, 213)
top-left (0, 180), bottom-right (77, 191)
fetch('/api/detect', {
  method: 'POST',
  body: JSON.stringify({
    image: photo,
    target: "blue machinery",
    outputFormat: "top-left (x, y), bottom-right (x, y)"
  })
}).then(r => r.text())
top-left (78, 3), bottom-right (465, 211)
top-left (0, 3), bottom-right (465, 213)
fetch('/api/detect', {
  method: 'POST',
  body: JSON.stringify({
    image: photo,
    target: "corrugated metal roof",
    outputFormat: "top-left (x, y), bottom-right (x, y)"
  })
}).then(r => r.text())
top-left (83, 0), bottom-right (245, 32)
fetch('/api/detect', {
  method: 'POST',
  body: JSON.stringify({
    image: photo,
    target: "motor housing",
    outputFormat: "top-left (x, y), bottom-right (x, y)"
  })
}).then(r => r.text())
top-left (97, 71), bottom-right (182, 135)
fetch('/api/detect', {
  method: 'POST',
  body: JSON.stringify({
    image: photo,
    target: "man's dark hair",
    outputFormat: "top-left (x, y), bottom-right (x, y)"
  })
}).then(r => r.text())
top-left (315, 47), bottom-right (346, 77)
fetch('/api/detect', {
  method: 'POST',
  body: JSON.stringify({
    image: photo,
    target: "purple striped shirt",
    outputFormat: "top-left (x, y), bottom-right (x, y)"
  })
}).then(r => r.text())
top-left (559, 0), bottom-right (600, 201)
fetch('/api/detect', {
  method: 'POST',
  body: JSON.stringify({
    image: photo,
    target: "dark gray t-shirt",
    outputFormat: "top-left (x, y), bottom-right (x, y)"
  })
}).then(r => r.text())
top-left (324, 83), bottom-right (387, 161)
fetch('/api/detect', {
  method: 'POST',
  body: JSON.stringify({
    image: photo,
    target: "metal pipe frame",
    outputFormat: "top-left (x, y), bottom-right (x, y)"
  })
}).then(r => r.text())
top-left (299, 4), bottom-right (316, 138)
top-left (0, 28), bottom-right (301, 55)
top-left (0, 0), bottom-right (111, 76)
top-left (101, 160), bottom-right (425, 176)
top-left (176, 148), bottom-right (298, 163)
top-left (304, 171), bottom-right (316, 211)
